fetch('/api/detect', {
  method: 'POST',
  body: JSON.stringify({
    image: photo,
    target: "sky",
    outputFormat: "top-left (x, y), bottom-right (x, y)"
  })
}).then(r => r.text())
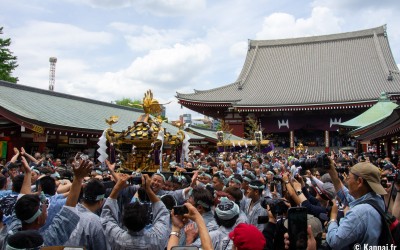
top-left (1, 0), bottom-right (399, 121)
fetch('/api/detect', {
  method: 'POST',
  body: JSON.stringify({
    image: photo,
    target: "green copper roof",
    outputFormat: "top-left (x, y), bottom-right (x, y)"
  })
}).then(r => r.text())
top-left (0, 80), bottom-right (203, 141)
top-left (185, 125), bottom-right (245, 142)
top-left (340, 92), bottom-right (398, 129)
top-left (0, 80), bottom-right (145, 132)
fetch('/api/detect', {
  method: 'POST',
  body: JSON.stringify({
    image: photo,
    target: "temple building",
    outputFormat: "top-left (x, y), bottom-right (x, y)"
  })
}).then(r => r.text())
top-left (0, 81), bottom-right (206, 161)
top-left (177, 25), bottom-right (400, 152)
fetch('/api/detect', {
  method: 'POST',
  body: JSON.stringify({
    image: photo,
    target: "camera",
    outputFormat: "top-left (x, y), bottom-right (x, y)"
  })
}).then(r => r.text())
top-left (273, 176), bottom-right (282, 182)
top-left (129, 176), bottom-right (142, 185)
top-left (173, 205), bottom-right (189, 215)
top-left (337, 157), bottom-right (350, 167)
top-left (260, 197), bottom-right (288, 215)
top-left (299, 153), bottom-right (331, 170)
top-left (335, 166), bottom-right (349, 174)
top-left (129, 171), bottom-right (143, 185)
top-left (386, 170), bottom-right (400, 183)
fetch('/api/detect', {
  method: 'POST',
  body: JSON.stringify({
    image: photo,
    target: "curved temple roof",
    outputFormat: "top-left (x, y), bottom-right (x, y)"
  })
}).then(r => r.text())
top-left (0, 80), bottom-right (201, 140)
top-left (177, 26), bottom-right (400, 110)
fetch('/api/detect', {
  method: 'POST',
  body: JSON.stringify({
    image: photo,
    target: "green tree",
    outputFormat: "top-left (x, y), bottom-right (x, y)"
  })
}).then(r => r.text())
top-left (194, 123), bottom-right (210, 129)
top-left (244, 117), bottom-right (262, 140)
top-left (0, 27), bottom-right (18, 83)
top-left (114, 97), bottom-right (168, 121)
top-left (114, 97), bottom-right (141, 107)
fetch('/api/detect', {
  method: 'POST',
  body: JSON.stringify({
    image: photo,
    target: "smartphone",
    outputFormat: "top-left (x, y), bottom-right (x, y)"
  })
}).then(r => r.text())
top-left (270, 182), bottom-right (275, 192)
top-left (288, 207), bottom-right (308, 250)
top-left (257, 216), bottom-right (269, 224)
top-left (173, 205), bottom-right (189, 215)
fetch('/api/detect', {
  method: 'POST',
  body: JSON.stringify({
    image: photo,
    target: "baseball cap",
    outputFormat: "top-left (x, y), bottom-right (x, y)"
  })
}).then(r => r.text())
top-left (320, 173), bottom-right (332, 183)
top-left (229, 223), bottom-right (266, 250)
top-left (350, 162), bottom-right (387, 195)
top-left (321, 182), bottom-right (336, 200)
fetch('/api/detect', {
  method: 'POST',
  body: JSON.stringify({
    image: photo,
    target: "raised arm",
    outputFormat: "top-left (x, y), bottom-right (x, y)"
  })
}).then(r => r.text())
top-left (168, 203), bottom-right (212, 250)
top-left (143, 174), bottom-right (160, 203)
top-left (327, 157), bottom-right (344, 192)
top-left (20, 156), bottom-right (32, 194)
top-left (188, 203), bottom-right (212, 250)
top-left (10, 147), bottom-right (20, 163)
top-left (20, 147), bottom-right (39, 165)
top-left (282, 173), bottom-right (301, 205)
top-left (106, 159), bottom-right (119, 183)
top-left (393, 183), bottom-right (400, 220)
top-left (109, 174), bottom-right (130, 199)
top-left (66, 159), bottom-right (92, 207)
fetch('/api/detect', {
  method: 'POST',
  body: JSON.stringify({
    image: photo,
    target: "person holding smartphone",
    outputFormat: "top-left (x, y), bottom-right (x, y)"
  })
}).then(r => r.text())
top-left (168, 202), bottom-right (213, 250)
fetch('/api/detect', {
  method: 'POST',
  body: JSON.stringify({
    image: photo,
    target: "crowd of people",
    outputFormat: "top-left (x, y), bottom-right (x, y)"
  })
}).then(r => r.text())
top-left (0, 147), bottom-right (399, 250)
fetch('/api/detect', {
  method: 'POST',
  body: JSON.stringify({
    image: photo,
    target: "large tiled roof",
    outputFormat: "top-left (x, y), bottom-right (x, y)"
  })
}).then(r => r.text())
top-left (0, 80), bottom-right (202, 141)
top-left (177, 26), bottom-right (400, 109)
top-left (0, 80), bottom-right (144, 132)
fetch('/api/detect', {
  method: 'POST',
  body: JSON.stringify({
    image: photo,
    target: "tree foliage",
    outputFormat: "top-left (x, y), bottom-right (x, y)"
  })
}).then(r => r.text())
top-left (0, 27), bottom-right (18, 83)
top-left (245, 117), bottom-right (263, 139)
top-left (114, 97), bottom-right (141, 107)
top-left (114, 97), bottom-right (168, 121)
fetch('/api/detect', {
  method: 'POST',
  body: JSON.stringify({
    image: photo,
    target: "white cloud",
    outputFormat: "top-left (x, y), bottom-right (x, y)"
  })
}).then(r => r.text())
top-left (67, 0), bottom-right (206, 16)
top-left (256, 7), bottom-right (343, 39)
top-left (12, 21), bottom-right (113, 50)
top-left (9, 20), bottom-right (115, 91)
top-left (136, 0), bottom-right (207, 16)
top-left (49, 42), bottom-right (212, 120)
top-left (312, 0), bottom-right (399, 11)
top-left (124, 26), bottom-right (193, 52)
top-left (66, 0), bottom-right (135, 8)
top-left (108, 22), bottom-right (140, 33)
top-left (126, 43), bottom-right (211, 87)
top-left (109, 22), bottom-right (195, 53)
top-left (229, 41), bottom-right (248, 59)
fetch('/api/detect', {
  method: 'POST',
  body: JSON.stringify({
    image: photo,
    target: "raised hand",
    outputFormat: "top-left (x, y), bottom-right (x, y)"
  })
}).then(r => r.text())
top-left (72, 160), bottom-right (92, 180)
top-left (20, 156), bottom-right (31, 173)
top-left (105, 159), bottom-right (116, 172)
top-left (184, 223), bottom-right (199, 245)
top-left (13, 147), bottom-right (20, 156)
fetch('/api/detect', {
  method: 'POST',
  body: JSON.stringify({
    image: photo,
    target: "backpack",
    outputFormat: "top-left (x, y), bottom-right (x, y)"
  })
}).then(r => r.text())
top-left (362, 200), bottom-right (399, 247)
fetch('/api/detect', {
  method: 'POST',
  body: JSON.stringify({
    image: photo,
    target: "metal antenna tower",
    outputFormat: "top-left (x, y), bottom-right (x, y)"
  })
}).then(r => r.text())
top-left (49, 57), bottom-right (57, 91)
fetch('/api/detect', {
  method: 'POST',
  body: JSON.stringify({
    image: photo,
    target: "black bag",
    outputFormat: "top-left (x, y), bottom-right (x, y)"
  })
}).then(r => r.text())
top-left (362, 200), bottom-right (399, 247)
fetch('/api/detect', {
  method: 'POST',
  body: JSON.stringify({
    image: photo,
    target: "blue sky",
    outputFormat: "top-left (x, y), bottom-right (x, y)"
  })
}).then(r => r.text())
top-left (1, 0), bottom-right (399, 121)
